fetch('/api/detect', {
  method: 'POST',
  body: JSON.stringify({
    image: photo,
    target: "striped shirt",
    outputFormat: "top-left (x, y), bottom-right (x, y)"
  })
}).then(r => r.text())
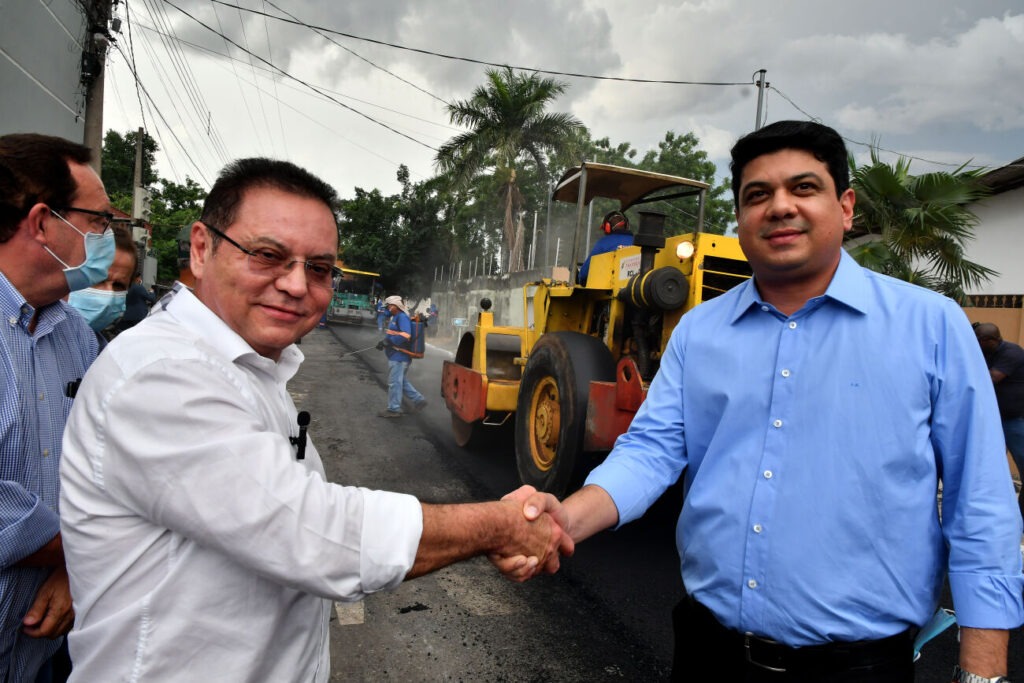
top-left (0, 272), bottom-right (98, 682)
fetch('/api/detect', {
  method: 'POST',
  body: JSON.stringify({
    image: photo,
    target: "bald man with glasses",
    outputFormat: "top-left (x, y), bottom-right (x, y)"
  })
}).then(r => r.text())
top-left (0, 133), bottom-right (114, 682)
top-left (58, 157), bottom-right (571, 681)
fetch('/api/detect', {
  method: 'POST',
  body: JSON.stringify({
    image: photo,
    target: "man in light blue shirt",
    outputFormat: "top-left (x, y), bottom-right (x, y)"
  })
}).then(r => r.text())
top-left (504, 121), bottom-right (1022, 682)
top-left (0, 134), bottom-right (110, 681)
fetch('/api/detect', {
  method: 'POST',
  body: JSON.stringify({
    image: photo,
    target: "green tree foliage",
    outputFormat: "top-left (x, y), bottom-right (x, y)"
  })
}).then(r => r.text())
top-left (436, 67), bottom-right (585, 271)
top-left (338, 166), bottom-right (448, 297)
top-left (100, 129), bottom-right (158, 197)
top-left (101, 129), bottom-right (205, 283)
top-left (544, 130), bottom-right (733, 236)
top-left (638, 131), bottom-right (734, 235)
top-left (150, 177), bottom-right (206, 282)
top-left (846, 149), bottom-right (994, 302)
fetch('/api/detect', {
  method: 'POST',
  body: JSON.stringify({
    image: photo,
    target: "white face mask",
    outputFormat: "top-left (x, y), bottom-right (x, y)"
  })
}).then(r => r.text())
top-left (44, 211), bottom-right (116, 292)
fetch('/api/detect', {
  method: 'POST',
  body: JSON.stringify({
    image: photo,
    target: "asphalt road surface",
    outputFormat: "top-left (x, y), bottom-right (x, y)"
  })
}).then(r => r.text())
top-left (292, 321), bottom-right (1022, 682)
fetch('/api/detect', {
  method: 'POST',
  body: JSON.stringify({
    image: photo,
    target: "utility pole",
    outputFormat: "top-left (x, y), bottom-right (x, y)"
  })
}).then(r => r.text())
top-left (132, 126), bottom-right (143, 190)
top-left (83, 0), bottom-right (114, 173)
top-left (754, 69), bottom-right (769, 131)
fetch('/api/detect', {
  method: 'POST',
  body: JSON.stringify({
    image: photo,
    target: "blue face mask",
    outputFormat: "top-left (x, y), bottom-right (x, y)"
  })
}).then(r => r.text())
top-left (68, 287), bottom-right (127, 331)
top-left (44, 212), bottom-right (116, 292)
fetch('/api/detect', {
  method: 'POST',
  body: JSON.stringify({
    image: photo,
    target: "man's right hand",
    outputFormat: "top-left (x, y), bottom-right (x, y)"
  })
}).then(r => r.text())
top-left (488, 499), bottom-right (574, 582)
top-left (490, 486), bottom-right (573, 581)
top-left (22, 565), bottom-right (74, 638)
top-left (491, 484), bottom-right (620, 581)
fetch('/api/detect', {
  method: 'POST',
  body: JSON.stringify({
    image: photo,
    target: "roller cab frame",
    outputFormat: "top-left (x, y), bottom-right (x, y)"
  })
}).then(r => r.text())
top-left (442, 162), bottom-right (751, 496)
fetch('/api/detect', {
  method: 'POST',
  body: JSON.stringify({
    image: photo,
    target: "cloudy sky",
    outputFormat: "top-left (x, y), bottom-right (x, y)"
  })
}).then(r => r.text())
top-left (102, 0), bottom-right (1024, 199)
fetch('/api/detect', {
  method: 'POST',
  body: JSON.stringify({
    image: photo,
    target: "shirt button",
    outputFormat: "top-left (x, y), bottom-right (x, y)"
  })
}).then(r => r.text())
top-left (788, 321), bottom-right (798, 329)
top-left (764, 470), bottom-right (773, 479)
top-left (8, 317), bottom-right (16, 326)
top-left (747, 579), bottom-right (758, 589)
top-left (753, 524), bottom-right (763, 533)
top-left (772, 419), bottom-right (783, 428)
top-left (38, 392), bottom-right (44, 401)
top-left (760, 305), bottom-right (769, 312)
top-left (781, 369), bottom-right (790, 377)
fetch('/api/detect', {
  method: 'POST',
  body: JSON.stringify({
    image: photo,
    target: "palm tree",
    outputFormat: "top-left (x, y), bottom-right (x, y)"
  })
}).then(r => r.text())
top-left (435, 67), bottom-right (584, 271)
top-left (846, 149), bottom-right (996, 302)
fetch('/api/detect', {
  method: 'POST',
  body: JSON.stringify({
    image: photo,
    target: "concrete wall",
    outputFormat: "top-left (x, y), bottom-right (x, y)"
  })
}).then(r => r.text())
top-left (962, 184), bottom-right (1024, 345)
top-left (967, 187), bottom-right (1024, 296)
top-left (0, 0), bottom-right (87, 140)
top-left (426, 267), bottom-right (565, 340)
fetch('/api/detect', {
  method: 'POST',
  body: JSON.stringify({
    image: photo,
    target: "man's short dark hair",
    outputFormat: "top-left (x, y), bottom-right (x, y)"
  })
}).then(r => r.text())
top-left (113, 224), bottom-right (139, 276)
top-left (0, 133), bottom-right (93, 243)
top-left (729, 120), bottom-right (850, 209)
top-left (200, 158), bottom-right (339, 248)
top-left (974, 322), bottom-right (1001, 342)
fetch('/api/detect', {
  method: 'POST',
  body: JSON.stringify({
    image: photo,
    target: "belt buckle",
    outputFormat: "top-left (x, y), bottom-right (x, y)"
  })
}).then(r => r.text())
top-left (744, 632), bottom-right (787, 673)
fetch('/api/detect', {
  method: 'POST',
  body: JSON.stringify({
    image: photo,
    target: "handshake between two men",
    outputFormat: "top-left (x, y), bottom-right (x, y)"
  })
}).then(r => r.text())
top-left (409, 485), bottom-right (587, 583)
top-left (468, 484), bottom-right (617, 583)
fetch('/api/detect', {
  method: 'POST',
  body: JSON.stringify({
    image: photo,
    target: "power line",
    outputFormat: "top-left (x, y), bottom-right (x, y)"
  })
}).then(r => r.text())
top-left (138, 0), bottom-right (231, 165)
top-left (122, 0), bottom-right (148, 131)
top-left (261, 0), bottom-right (289, 158)
top-left (133, 21), bottom-right (462, 135)
top-left (261, 0), bottom-right (449, 106)
top-left (210, 1), bottom-right (267, 155)
top-left (228, 0), bottom-right (278, 157)
top-left (161, 0), bottom-right (439, 152)
top-left (768, 85), bottom-right (992, 171)
top-left (111, 40), bottom-right (212, 185)
top-left (209, 0), bottom-right (752, 87)
top-left (174, 36), bottom-right (432, 179)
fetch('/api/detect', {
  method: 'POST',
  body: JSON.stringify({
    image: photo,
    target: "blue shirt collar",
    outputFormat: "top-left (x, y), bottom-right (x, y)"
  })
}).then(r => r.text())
top-left (0, 270), bottom-right (71, 335)
top-left (729, 249), bottom-right (870, 323)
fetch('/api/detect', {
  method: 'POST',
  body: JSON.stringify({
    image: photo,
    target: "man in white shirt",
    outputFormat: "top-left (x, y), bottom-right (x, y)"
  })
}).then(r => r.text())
top-left (59, 158), bottom-right (570, 681)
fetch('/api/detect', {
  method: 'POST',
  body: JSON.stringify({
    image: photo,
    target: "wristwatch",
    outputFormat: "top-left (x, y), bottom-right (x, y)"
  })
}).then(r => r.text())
top-left (952, 665), bottom-right (1011, 683)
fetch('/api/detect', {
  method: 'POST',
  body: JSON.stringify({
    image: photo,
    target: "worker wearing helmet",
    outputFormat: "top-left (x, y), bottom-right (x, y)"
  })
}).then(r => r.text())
top-left (578, 211), bottom-right (633, 285)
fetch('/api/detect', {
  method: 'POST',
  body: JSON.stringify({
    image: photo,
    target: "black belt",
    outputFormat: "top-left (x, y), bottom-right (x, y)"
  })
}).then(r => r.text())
top-left (688, 598), bottom-right (914, 675)
top-left (742, 629), bottom-right (913, 674)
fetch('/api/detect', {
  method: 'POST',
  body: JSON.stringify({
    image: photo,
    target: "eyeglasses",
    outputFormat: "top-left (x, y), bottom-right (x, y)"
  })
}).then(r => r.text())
top-left (202, 222), bottom-right (339, 290)
top-left (52, 207), bottom-right (114, 232)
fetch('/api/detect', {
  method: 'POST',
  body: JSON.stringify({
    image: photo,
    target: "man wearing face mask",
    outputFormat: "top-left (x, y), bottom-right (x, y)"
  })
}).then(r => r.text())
top-left (68, 227), bottom-right (137, 339)
top-left (0, 133), bottom-right (113, 682)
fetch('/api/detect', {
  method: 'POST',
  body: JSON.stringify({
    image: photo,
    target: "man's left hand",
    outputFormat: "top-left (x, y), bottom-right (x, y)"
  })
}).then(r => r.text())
top-left (22, 565), bottom-right (74, 638)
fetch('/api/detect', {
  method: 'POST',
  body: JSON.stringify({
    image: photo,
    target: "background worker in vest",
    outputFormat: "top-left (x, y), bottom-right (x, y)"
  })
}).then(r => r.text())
top-left (376, 295), bottom-right (427, 417)
top-left (578, 210), bottom-right (633, 285)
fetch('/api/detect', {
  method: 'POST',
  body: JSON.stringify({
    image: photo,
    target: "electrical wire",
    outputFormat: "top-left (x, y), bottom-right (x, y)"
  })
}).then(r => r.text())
top-left (261, 0), bottom-right (289, 158)
top-left (133, 20), bottom-right (461, 137)
top-left (769, 85), bottom-right (993, 171)
top-left (230, 0), bottom-right (276, 155)
top-left (112, 39), bottom-right (212, 185)
top-left (261, 0), bottom-right (449, 106)
top-left (210, 1), bottom-right (267, 155)
top-left (161, 0), bottom-right (439, 151)
top-left (209, 0), bottom-right (751, 87)
top-left (123, 0), bottom-right (149, 131)
top-left (138, 0), bottom-right (232, 165)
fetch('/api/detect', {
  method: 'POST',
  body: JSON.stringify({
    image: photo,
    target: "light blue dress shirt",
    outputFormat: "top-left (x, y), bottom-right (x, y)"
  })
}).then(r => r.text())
top-left (587, 250), bottom-right (1024, 647)
top-left (0, 272), bottom-right (98, 680)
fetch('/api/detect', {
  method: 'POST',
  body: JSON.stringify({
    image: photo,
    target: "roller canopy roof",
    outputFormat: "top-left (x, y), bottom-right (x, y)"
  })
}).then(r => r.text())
top-left (551, 162), bottom-right (709, 210)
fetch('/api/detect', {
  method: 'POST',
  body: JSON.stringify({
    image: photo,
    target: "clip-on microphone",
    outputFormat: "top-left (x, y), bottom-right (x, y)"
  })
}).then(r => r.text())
top-left (290, 411), bottom-right (310, 460)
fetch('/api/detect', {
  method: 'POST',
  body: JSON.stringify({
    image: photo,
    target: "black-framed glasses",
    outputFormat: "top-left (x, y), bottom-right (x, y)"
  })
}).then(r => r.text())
top-left (202, 222), bottom-right (339, 290)
top-left (51, 207), bottom-right (114, 232)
